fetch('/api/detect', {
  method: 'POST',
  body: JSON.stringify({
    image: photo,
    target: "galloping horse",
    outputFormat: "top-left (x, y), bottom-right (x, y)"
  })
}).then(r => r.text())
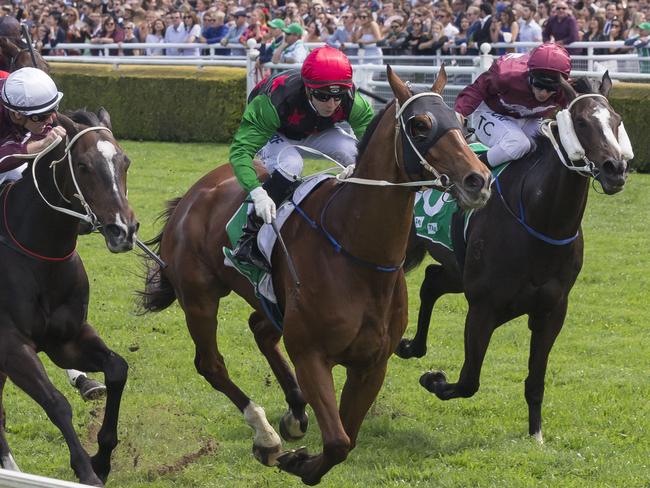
top-left (0, 109), bottom-right (138, 486)
top-left (396, 73), bottom-right (631, 443)
top-left (140, 67), bottom-right (491, 484)
top-left (0, 17), bottom-right (49, 73)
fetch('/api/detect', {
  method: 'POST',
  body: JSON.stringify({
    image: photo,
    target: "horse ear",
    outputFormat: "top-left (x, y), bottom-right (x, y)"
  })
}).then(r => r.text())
top-left (599, 71), bottom-right (612, 97)
top-left (97, 107), bottom-right (113, 130)
top-left (386, 64), bottom-right (411, 105)
top-left (56, 113), bottom-right (80, 136)
top-left (431, 64), bottom-right (447, 94)
top-left (559, 76), bottom-right (577, 102)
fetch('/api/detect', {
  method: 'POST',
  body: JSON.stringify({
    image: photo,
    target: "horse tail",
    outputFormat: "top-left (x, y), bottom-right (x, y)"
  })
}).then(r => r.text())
top-left (403, 231), bottom-right (427, 274)
top-left (137, 197), bottom-right (182, 313)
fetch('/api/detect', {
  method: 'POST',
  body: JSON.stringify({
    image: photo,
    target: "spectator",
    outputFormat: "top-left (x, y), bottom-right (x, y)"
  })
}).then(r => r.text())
top-left (304, 20), bottom-right (323, 43)
top-left (258, 18), bottom-right (285, 64)
top-left (542, 2), bottom-right (579, 48)
top-left (203, 11), bottom-right (229, 45)
top-left (517, 3), bottom-right (543, 53)
top-left (182, 11), bottom-right (202, 56)
top-left (416, 20), bottom-right (450, 55)
top-left (42, 12), bottom-right (66, 56)
top-left (584, 15), bottom-right (607, 44)
top-left (626, 12), bottom-right (647, 39)
top-left (624, 21), bottom-right (650, 73)
top-left (452, 14), bottom-right (472, 55)
top-left (91, 16), bottom-right (124, 56)
top-left (164, 11), bottom-right (187, 56)
top-left (240, 9), bottom-right (269, 47)
top-left (122, 22), bottom-right (139, 55)
top-left (537, 2), bottom-right (551, 29)
top-left (437, 8), bottom-right (459, 41)
top-left (283, 2), bottom-right (301, 25)
top-left (406, 17), bottom-right (429, 54)
top-left (351, 9), bottom-right (383, 64)
top-left (272, 23), bottom-right (307, 63)
top-left (146, 18), bottom-right (166, 55)
top-left (380, 18), bottom-right (408, 55)
top-left (469, 3), bottom-right (495, 55)
top-left (327, 11), bottom-right (358, 57)
top-left (220, 10), bottom-right (248, 54)
top-left (603, 2), bottom-right (618, 35)
top-left (65, 8), bottom-right (90, 55)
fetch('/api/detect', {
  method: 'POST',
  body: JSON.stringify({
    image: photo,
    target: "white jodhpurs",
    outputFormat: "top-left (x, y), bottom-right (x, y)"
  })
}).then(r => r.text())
top-left (470, 102), bottom-right (543, 167)
top-left (258, 125), bottom-right (358, 180)
top-left (0, 163), bottom-right (27, 186)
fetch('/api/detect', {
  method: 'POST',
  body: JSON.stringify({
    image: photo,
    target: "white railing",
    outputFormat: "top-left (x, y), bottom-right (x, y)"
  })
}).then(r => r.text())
top-left (0, 469), bottom-right (93, 488)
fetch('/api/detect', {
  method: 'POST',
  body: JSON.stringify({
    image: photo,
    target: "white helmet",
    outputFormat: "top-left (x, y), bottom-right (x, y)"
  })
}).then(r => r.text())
top-left (1, 67), bottom-right (63, 116)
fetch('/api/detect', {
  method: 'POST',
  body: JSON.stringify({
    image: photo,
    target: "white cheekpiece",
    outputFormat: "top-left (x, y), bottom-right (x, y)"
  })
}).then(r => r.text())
top-left (556, 109), bottom-right (585, 161)
top-left (250, 186), bottom-right (276, 224)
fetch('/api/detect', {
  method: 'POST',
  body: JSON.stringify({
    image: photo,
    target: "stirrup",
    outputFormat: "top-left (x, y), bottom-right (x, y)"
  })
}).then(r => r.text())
top-left (232, 232), bottom-right (271, 273)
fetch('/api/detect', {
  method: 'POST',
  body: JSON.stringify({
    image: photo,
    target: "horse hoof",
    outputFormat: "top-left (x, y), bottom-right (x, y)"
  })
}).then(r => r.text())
top-left (277, 446), bottom-right (310, 473)
top-left (252, 442), bottom-right (283, 466)
top-left (395, 339), bottom-right (425, 359)
top-left (419, 370), bottom-right (447, 393)
top-left (279, 410), bottom-right (308, 441)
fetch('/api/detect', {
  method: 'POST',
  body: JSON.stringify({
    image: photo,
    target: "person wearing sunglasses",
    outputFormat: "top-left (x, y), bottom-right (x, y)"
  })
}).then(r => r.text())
top-left (454, 43), bottom-right (571, 167)
top-left (0, 67), bottom-right (65, 183)
top-left (228, 46), bottom-right (374, 271)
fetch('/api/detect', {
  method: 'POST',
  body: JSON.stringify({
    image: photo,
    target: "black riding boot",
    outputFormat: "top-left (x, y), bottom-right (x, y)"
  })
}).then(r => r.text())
top-left (231, 172), bottom-right (296, 272)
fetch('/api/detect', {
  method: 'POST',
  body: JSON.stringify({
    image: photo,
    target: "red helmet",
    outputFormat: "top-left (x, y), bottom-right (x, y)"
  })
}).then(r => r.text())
top-left (527, 43), bottom-right (571, 78)
top-left (301, 46), bottom-right (353, 93)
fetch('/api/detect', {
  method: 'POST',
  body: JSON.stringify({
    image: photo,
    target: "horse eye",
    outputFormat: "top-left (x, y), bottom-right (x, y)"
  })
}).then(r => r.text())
top-left (410, 120), bottom-right (429, 138)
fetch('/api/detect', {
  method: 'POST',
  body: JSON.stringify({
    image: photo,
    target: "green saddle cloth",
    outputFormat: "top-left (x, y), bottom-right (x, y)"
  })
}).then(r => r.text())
top-left (413, 147), bottom-right (506, 251)
top-left (223, 202), bottom-right (266, 286)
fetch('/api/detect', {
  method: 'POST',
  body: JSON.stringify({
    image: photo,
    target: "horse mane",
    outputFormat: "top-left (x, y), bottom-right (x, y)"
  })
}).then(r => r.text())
top-left (356, 100), bottom-right (394, 162)
top-left (64, 109), bottom-right (101, 127)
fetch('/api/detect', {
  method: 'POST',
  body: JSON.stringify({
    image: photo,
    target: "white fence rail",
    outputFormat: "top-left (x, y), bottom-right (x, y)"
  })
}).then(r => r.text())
top-left (0, 469), bottom-right (93, 488)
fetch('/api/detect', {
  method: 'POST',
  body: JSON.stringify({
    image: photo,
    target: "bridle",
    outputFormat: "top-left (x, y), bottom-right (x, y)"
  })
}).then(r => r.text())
top-left (32, 126), bottom-right (114, 231)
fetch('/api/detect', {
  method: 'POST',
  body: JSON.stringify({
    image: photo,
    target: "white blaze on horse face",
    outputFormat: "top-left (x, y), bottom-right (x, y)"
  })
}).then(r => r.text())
top-left (593, 106), bottom-right (622, 158)
top-left (96, 140), bottom-right (119, 195)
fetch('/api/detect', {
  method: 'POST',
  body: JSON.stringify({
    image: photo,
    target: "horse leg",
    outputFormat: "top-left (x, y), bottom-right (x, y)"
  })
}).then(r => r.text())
top-left (46, 323), bottom-right (128, 483)
top-left (525, 301), bottom-right (568, 444)
top-left (0, 373), bottom-right (19, 471)
top-left (181, 296), bottom-right (282, 466)
top-left (3, 340), bottom-right (102, 486)
top-left (248, 312), bottom-right (308, 442)
top-left (277, 355), bottom-right (349, 486)
top-left (395, 264), bottom-right (460, 359)
top-left (420, 302), bottom-right (496, 400)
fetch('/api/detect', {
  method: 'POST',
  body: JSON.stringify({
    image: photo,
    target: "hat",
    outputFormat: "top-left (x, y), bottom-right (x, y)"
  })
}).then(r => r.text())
top-left (638, 21), bottom-right (650, 31)
top-left (282, 22), bottom-right (304, 35)
top-left (268, 18), bottom-right (286, 29)
top-left (1, 67), bottom-right (63, 116)
top-left (234, 10), bottom-right (247, 17)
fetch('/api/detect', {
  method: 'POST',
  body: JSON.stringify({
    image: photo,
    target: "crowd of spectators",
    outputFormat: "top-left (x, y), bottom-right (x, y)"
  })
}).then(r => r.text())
top-left (4, 0), bottom-right (649, 59)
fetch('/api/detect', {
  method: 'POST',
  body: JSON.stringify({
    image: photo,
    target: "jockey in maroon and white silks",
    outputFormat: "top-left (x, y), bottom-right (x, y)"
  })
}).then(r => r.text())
top-left (454, 43), bottom-right (572, 167)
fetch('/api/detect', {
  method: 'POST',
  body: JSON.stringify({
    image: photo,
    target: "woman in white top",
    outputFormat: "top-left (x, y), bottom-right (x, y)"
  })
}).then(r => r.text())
top-left (183, 11), bottom-right (202, 56)
top-left (351, 9), bottom-right (383, 64)
top-left (145, 18), bottom-right (166, 55)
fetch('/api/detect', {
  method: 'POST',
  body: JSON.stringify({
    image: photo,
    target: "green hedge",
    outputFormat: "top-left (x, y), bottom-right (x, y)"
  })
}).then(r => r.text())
top-left (50, 63), bottom-right (246, 143)
top-left (609, 83), bottom-right (650, 172)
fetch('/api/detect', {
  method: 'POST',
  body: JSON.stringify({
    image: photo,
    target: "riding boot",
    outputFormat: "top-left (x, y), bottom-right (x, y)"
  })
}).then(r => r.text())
top-left (231, 172), bottom-right (296, 272)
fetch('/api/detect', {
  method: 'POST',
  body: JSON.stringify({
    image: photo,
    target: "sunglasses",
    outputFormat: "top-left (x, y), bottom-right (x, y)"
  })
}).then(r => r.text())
top-left (28, 110), bottom-right (55, 122)
top-left (183, 15), bottom-right (193, 19)
top-left (359, 15), bottom-right (368, 18)
top-left (531, 80), bottom-right (557, 92)
top-left (311, 91), bottom-right (345, 102)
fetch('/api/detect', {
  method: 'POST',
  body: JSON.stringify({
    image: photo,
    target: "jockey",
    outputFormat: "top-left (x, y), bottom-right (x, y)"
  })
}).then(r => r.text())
top-left (0, 67), bottom-right (66, 183)
top-left (455, 43), bottom-right (571, 167)
top-left (230, 46), bottom-right (375, 271)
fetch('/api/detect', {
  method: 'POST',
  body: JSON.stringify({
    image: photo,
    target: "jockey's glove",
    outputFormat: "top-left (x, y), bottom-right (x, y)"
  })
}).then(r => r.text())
top-left (455, 111), bottom-right (466, 127)
top-left (250, 187), bottom-right (276, 224)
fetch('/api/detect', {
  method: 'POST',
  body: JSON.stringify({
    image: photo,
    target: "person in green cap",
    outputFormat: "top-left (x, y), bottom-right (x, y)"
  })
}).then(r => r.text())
top-left (258, 18), bottom-right (286, 64)
top-left (625, 21), bottom-right (650, 73)
top-left (271, 22), bottom-right (308, 63)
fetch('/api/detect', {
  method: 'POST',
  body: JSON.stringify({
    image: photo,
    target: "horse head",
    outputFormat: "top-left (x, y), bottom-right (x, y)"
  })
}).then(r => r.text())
top-left (386, 65), bottom-right (491, 209)
top-left (0, 37), bottom-right (50, 72)
top-left (557, 72), bottom-right (631, 195)
top-left (57, 108), bottom-right (139, 252)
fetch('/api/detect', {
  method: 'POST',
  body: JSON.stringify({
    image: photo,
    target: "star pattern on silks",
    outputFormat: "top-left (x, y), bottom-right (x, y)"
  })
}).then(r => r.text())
top-left (270, 74), bottom-right (289, 92)
top-left (287, 108), bottom-right (306, 126)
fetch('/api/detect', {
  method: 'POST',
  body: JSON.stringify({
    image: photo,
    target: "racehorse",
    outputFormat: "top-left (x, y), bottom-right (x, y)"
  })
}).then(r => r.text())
top-left (139, 67), bottom-right (491, 485)
top-left (0, 16), bottom-right (49, 73)
top-left (395, 73), bottom-right (631, 443)
top-left (0, 109), bottom-right (138, 486)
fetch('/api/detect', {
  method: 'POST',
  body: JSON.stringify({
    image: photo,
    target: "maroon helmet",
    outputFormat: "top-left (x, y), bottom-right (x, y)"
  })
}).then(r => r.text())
top-left (527, 43), bottom-right (571, 77)
top-left (301, 46), bottom-right (353, 94)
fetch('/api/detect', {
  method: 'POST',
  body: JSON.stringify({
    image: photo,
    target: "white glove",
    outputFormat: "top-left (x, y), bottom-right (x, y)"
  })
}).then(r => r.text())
top-left (339, 164), bottom-right (356, 180)
top-left (250, 187), bottom-right (276, 224)
top-left (455, 111), bottom-right (466, 126)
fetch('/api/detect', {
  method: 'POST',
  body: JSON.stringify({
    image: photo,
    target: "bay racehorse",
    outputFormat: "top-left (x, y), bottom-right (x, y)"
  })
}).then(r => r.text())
top-left (0, 109), bottom-right (138, 486)
top-left (139, 67), bottom-right (491, 485)
top-left (395, 73), bottom-right (632, 443)
top-left (0, 16), bottom-right (49, 73)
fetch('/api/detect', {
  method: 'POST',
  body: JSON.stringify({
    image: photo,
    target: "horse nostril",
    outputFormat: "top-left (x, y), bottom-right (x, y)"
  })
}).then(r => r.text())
top-left (105, 224), bottom-right (123, 239)
top-left (463, 172), bottom-right (486, 193)
top-left (603, 159), bottom-right (625, 176)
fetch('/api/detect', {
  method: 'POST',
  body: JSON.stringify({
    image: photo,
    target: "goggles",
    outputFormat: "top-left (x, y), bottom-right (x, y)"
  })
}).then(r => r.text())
top-left (310, 89), bottom-right (347, 102)
top-left (529, 75), bottom-right (558, 93)
top-left (27, 110), bottom-right (56, 122)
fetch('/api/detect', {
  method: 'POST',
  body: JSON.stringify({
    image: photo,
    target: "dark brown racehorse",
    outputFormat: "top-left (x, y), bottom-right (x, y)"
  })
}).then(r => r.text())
top-left (396, 73), bottom-right (630, 443)
top-left (139, 67), bottom-right (491, 485)
top-left (0, 109), bottom-right (138, 486)
top-left (0, 17), bottom-right (49, 73)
